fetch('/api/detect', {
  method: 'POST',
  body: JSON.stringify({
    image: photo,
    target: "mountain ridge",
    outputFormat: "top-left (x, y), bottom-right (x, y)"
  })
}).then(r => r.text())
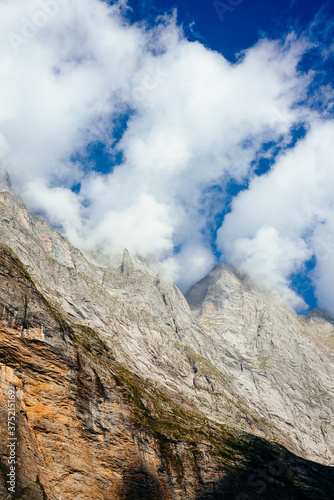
top-left (0, 244), bottom-right (334, 499)
top-left (0, 181), bottom-right (333, 498)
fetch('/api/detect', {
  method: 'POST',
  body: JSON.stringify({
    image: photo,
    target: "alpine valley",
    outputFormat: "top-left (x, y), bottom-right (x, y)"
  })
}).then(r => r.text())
top-left (0, 175), bottom-right (333, 499)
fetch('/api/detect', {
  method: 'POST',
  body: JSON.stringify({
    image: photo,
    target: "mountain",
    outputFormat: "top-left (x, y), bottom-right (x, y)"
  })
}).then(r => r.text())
top-left (0, 183), bottom-right (333, 499)
top-left (185, 264), bottom-right (334, 463)
top-left (0, 171), bottom-right (12, 193)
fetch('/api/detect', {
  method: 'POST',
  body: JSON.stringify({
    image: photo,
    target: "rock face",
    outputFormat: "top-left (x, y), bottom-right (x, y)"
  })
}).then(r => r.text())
top-left (186, 265), bottom-right (334, 465)
top-left (0, 172), bottom-right (12, 194)
top-left (0, 185), bottom-right (334, 499)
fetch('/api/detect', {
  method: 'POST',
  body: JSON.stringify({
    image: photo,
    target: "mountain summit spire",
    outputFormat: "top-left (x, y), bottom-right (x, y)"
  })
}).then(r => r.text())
top-left (0, 170), bottom-right (13, 193)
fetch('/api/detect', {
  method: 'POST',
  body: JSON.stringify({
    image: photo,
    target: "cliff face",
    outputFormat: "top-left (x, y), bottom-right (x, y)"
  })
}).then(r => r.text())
top-left (186, 265), bottom-right (334, 464)
top-left (1, 247), bottom-right (334, 500)
top-left (0, 188), bottom-right (334, 499)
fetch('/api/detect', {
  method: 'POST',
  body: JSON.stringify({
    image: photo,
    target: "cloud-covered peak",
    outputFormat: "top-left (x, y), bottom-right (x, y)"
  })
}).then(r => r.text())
top-left (217, 121), bottom-right (334, 312)
top-left (0, 169), bottom-right (13, 193)
top-left (0, 0), bottom-right (333, 312)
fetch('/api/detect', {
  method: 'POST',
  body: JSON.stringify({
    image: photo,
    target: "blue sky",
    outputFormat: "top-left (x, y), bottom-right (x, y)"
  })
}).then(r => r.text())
top-left (128, 0), bottom-right (330, 58)
top-left (145, 0), bottom-right (331, 312)
top-left (2, 0), bottom-right (334, 314)
top-left (100, 0), bottom-right (333, 311)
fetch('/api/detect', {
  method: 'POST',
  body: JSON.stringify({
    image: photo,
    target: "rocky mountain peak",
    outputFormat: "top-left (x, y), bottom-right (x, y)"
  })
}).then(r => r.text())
top-left (306, 307), bottom-right (334, 325)
top-left (121, 247), bottom-right (134, 274)
top-left (0, 184), bottom-right (334, 500)
top-left (185, 263), bottom-right (248, 314)
top-left (0, 170), bottom-right (13, 193)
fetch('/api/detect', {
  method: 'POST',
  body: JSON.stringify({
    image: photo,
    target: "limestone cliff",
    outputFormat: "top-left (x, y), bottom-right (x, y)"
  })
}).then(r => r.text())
top-left (0, 247), bottom-right (333, 499)
top-left (0, 186), bottom-right (334, 499)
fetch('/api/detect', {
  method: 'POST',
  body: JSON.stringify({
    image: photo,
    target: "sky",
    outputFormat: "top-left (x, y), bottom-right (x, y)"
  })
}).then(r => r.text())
top-left (0, 0), bottom-right (334, 315)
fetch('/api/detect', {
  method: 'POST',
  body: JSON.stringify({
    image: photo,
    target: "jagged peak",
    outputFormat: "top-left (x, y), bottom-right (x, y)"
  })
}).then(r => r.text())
top-left (306, 307), bottom-right (334, 325)
top-left (120, 248), bottom-right (134, 274)
top-left (0, 170), bottom-right (13, 193)
top-left (185, 264), bottom-right (242, 311)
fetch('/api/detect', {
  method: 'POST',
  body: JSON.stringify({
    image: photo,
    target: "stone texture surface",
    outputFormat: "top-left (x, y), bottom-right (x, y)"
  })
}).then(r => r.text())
top-left (0, 186), bottom-right (334, 498)
top-left (186, 265), bottom-right (334, 465)
top-left (0, 247), bottom-right (334, 500)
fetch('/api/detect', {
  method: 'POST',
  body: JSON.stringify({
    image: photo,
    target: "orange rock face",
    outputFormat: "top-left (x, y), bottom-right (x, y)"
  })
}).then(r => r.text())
top-left (0, 248), bottom-right (203, 499)
top-left (39, 235), bottom-right (52, 254)
top-left (0, 322), bottom-right (172, 499)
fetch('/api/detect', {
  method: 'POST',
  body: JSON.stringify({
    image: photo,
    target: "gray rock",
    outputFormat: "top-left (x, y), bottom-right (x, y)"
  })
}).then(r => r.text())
top-left (0, 170), bottom-right (13, 193)
top-left (0, 189), bottom-right (333, 467)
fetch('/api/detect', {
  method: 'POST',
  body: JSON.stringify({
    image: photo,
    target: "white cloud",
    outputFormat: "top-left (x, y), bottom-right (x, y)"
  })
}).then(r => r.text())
top-left (217, 121), bottom-right (334, 313)
top-left (230, 227), bottom-right (311, 309)
top-left (24, 178), bottom-right (83, 237)
top-left (0, 0), bottom-right (333, 307)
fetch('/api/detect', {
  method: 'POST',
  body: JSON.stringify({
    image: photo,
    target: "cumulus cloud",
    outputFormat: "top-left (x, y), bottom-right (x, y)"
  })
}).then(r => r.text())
top-left (227, 227), bottom-right (312, 309)
top-left (217, 121), bottom-right (334, 313)
top-left (0, 0), bottom-right (333, 305)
